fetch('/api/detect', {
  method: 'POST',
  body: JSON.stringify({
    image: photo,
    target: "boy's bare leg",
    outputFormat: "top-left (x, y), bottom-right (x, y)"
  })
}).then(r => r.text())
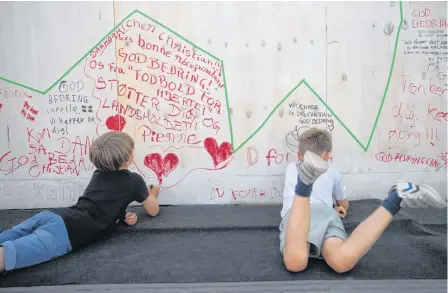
top-left (283, 152), bottom-right (329, 272)
top-left (283, 196), bottom-right (311, 272)
top-left (322, 206), bottom-right (393, 273)
top-left (322, 180), bottom-right (446, 273)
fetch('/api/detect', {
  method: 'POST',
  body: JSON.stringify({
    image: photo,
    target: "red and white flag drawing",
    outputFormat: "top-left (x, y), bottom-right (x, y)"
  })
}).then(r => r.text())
top-left (21, 101), bottom-right (38, 122)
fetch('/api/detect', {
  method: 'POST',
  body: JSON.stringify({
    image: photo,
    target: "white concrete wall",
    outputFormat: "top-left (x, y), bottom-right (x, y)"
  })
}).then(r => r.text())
top-left (0, 1), bottom-right (446, 209)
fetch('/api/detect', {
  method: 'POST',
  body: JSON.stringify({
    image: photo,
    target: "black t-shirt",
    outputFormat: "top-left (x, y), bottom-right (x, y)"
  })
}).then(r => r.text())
top-left (52, 169), bottom-right (148, 250)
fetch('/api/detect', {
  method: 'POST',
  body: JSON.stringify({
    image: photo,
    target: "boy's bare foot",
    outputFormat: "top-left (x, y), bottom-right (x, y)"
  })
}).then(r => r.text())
top-left (147, 184), bottom-right (160, 198)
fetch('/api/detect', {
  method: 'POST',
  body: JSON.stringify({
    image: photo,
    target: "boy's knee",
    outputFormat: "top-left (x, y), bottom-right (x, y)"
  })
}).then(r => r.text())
top-left (283, 252), bottom-right (309, 272)
top-left (325, 250), bottom-right (356, 273)
top-left (327, 257), bottom-right (355, 274)
top-left (322, 238), bottom-right (356, 274)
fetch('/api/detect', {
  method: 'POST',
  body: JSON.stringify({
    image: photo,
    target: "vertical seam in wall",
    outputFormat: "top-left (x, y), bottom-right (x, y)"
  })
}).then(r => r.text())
top-left (112, 1), bottom-right (121, 130)
top-left (325, 5), bottom-right (329, 132)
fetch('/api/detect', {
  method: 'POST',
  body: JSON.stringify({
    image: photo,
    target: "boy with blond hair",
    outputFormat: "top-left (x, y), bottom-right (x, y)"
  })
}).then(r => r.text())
top-left (280, 127), bottom-right (446, 273)
top-left (0, 131), bottom-right (160, 272)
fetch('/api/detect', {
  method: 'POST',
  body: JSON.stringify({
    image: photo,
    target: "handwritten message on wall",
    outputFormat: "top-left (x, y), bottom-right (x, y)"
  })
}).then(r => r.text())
top-left (0, 1), bottom-right (446, 208)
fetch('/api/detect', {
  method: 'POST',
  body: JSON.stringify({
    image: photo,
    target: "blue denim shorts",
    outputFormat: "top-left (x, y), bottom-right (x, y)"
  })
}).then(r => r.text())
top-left (0, 211), bottom-right (72, 271)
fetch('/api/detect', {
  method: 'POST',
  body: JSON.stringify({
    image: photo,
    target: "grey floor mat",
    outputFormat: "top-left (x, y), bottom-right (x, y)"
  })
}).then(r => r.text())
top-left (0, 200), bottom-right (446, 287)
top-left (1, 280), bottom-right (447, 293)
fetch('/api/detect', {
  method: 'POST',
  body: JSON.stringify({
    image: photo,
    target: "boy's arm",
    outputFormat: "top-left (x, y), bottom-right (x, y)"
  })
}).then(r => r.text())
top-left (141, 184), bottom-right (160, 217)
top-left (111, 209), bottom-right (137, 227)
top-left (333, 173), bottom-right (349, 212)
top-left (336, 199), bottom-right (349, 211)
top-left (123, 210), bottom-right (138, 225)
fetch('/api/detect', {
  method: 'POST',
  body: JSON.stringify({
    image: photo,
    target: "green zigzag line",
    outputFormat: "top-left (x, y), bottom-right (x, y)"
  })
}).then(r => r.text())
top-left (0, 2), bottom-right (403, 154)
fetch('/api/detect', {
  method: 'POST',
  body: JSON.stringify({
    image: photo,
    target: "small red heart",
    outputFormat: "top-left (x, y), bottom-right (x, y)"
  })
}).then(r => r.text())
top-left (106, 114), bottom-right (126, 131)
top-left (144, 153), bottom-right (179, 184)
top-left (204, 137), bottom-right (232, 168)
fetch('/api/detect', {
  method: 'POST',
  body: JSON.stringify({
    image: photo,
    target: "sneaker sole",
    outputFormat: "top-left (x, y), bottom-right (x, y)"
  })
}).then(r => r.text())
top-left (401, 183), bottom-right (447, 209)
top-left (302, 151), bottom-right (329, 175)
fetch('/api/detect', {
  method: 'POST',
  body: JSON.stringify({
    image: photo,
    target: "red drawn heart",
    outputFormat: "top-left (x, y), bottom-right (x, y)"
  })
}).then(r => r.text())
top-left (106, 114), bottom-right (126, 131)
top-left (144, 153), bottom-right (179, 184)
top-left (204, 137), bottom-right (233, 168)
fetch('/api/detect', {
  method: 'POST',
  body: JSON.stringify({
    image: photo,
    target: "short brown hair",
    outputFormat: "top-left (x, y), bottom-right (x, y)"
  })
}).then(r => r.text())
top-left (89, 131), bottom-right (134, 172)
top-left (299, 127), bottom-right (332, 155)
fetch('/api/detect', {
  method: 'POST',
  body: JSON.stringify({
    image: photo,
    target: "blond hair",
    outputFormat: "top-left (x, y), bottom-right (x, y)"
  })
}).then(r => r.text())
top-left (298, 127), bottom-right (332, 155)
top-left (89, 131), bottom-right (134, 172)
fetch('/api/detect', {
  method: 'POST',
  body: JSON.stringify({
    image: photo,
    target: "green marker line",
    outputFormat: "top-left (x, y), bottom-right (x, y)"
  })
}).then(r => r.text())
top-left (0, 76), bottom-right (45, 95)
top-left (302, 80), bottom-right (366, 150)
top-left (134, 10), bottom-right (220, 62)
top-left (231, 2), bottom-right (403, 154)
top-left (364, 1), bottom-right (403, 151)
top-left (41, 10), bottom-right (136, 95)
top-left (233, 79), bottom-right (305, 154)
top-left (0, 10), bottom-right (137, 95)
top-left (221, 61), bottom-right (235, 149)
top-left (0, 3), bottom-right (403, 154)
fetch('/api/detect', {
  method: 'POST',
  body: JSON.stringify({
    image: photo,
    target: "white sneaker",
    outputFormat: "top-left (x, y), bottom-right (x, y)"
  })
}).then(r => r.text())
top-left (393, 179), bottom-right (447, 209)
top-left (296, 151), bottom-right (329, 185)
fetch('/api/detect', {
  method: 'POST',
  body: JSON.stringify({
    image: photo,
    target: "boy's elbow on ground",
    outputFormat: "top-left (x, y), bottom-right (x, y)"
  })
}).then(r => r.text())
top-left (144, 203), bottom-right (159, 217)
top-left (148, 206), bottom-right (159, 217)
top-left (142, 199), bottom-right (159, 217)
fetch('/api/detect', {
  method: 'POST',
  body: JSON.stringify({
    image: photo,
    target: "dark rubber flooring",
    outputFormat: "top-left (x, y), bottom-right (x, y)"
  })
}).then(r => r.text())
top-left (0, 200), bottom-right (446, 287)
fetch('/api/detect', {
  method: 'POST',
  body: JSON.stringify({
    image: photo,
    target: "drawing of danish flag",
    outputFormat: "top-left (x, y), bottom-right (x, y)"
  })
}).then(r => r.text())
top-left (21, 101), bottom-right (38, 122)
